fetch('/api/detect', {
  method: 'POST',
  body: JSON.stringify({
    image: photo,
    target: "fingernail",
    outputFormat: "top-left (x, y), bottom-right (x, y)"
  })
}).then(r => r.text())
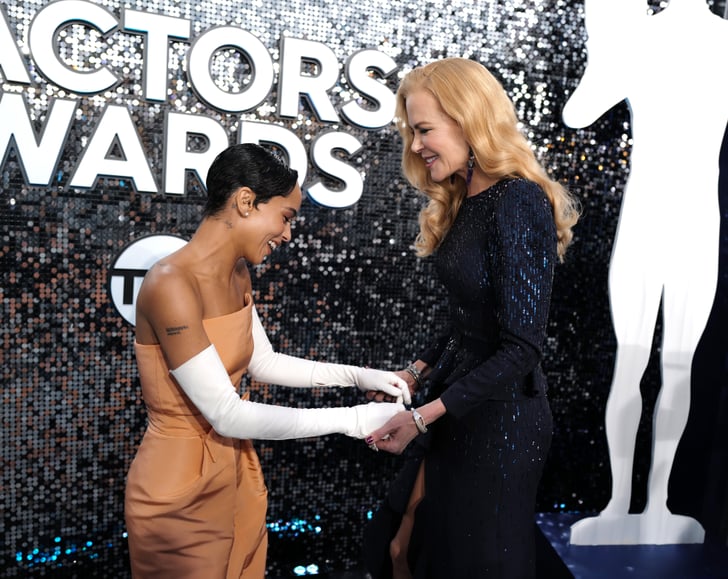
top-left (365, 436), bottom-right (373, 444)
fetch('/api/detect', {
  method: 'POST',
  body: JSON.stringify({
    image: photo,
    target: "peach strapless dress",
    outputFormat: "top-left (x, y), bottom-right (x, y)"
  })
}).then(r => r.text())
top-left (125, 296), bottom-right (268, 578)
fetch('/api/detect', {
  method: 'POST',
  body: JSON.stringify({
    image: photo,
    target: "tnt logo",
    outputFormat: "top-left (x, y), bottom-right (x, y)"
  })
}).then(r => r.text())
top-left (109, 234), bottom-right (187, 326)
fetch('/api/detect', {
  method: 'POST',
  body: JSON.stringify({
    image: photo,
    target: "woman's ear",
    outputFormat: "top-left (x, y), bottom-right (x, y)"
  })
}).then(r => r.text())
top-left (235, 187), bottom-right (256, 217)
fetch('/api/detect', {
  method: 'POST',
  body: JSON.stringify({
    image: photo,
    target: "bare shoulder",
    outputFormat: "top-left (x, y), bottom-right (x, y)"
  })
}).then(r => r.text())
top-left (135, 260), bottom-right (204, 349)
top-left (137, 260), bottom-right (199, 313)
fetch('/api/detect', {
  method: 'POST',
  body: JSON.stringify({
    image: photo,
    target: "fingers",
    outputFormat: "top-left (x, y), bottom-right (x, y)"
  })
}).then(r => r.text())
top-left (364, 408), bottom-right (417, 454)
top-left (365, 434), bottom-right (380, 452)
top-left (365, 434), bottom-right (404, 455)
top-left (366, 391), bottom-right (396, 403)
top-left (364, 382), bottom-right (411, 405)
top-left (394, 378), bottom-right (412, 406)
top-left (357, 369), bottom-right (411, 405)
top-left (379, 377), bottom-right (412, 404)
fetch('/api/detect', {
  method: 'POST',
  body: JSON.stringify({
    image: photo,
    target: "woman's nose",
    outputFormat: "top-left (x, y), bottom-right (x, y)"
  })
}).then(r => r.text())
top-left (281, 222), bottom-right (292, 243)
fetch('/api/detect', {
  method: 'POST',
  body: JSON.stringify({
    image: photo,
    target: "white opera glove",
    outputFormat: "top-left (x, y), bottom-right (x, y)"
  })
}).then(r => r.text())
top-left (170, 344), bottom-right (404, 440)
top-left (248, 306), bottom-right (411, 405)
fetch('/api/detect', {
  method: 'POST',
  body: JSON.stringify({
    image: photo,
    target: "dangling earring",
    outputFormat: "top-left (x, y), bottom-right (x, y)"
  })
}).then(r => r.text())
top-left (466, 150), bottom-right (475, 187)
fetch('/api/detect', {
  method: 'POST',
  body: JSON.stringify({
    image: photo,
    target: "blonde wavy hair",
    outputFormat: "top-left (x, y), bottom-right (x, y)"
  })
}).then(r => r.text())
top-left (395, 58), bottom-right (580, 261)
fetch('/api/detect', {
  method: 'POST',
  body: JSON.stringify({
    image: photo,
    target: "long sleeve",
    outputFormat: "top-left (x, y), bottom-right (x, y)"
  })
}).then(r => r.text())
top-left (417, 331), bottom-right (452, 367)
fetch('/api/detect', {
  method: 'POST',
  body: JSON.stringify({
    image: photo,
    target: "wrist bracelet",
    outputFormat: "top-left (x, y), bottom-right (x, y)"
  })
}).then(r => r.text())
top-left (405, 363), bottom-right (422, 387)
top-left (411, 408), bottom-right (428, 434)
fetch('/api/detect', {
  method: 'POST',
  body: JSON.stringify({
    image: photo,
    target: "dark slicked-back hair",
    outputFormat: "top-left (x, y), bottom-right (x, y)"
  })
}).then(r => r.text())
top-left (203, 143), bottom-right (299, 217)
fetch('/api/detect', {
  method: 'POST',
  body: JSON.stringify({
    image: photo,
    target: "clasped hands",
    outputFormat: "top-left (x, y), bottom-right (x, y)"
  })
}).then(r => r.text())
top-left (356, 367), bottom-right (411, 405)
top-left (365, 408), bottom-right (420, 455)
top-left (363, 367), bottom-right (422, 455)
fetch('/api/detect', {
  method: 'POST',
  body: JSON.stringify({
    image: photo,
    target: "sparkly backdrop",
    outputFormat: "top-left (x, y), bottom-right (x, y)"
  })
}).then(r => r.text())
top-left (2, 0), bottom-right (727, 577)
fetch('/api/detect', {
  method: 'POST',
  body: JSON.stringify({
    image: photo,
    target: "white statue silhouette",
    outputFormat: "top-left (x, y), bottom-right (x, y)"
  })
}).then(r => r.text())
top-left (563, 0), bottom-right (728, 545)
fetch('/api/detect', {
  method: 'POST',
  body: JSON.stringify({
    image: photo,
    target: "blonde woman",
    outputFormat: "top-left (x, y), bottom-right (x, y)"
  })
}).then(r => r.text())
top-left (364, 58), bottom-right (580, 578)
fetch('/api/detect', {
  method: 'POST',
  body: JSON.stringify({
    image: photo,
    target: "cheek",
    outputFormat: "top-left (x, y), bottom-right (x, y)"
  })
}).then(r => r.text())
top-left (264, 219), bottom-right (286, 238)
top-left (450, 140), bottom-right (470, 164)
top-left (246, 222), bottom-right (269, 248)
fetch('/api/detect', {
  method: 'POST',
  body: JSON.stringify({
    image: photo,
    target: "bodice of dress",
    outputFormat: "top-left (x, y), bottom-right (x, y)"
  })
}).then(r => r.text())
top-left (134, 293), bottom-right (254, 436)
top-left (422, 179), bottom-right (557, 415)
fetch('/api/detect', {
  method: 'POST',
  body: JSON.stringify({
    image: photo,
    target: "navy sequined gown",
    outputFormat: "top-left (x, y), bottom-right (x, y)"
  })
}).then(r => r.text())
top-left (365, 178), bottom-right (556, 579)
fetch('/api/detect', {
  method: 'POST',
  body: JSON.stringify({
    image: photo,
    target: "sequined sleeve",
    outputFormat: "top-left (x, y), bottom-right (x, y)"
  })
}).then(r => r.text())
top-left (440, 181), bottom-right (557, 418)
top-left (417, 332), bottom-right (452, 367)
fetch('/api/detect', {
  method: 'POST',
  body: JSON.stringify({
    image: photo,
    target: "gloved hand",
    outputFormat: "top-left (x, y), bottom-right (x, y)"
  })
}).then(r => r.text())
top-left (348, 400), bottom-right (406, 439)
top-left (351, 367), bottom-right (412, 406)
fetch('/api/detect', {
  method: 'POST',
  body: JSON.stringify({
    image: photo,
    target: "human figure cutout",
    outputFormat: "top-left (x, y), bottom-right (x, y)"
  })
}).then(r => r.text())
top-left (563, 0), bottom-right (728, 544)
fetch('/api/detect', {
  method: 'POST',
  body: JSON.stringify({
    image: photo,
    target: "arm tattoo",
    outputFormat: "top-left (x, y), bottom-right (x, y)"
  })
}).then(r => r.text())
top-left (166, 325), bottom-right (189, 336)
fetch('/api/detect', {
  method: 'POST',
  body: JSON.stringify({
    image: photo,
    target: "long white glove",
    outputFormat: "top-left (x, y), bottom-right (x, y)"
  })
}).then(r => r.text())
top-left (170, 344), bottom-right (404, 440)
top-left (247, 306), bottom-right (411, 405)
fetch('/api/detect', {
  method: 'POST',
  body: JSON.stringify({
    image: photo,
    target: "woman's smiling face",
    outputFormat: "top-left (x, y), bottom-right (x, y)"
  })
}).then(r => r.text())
top-left (240, 184), bottom-right (301, 264)
top-left (405, 88), bottom-right (470, 184)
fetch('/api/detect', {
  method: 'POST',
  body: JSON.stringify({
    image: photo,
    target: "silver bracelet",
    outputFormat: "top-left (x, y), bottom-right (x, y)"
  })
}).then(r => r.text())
top-left (411, 408), bottom-right (428, 434)
top-left (405, 363), bottom-right (422, 387)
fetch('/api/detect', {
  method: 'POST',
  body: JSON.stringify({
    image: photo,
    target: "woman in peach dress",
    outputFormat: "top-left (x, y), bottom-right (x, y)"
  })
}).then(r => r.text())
top-left (125, 144), bottom-right (408, 578)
